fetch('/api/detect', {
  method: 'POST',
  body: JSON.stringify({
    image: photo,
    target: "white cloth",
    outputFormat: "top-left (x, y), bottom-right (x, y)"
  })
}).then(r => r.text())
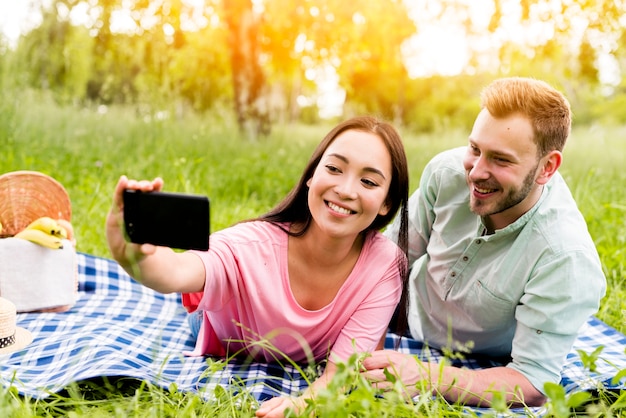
top-left (0, 237), bottom-right (77, 312)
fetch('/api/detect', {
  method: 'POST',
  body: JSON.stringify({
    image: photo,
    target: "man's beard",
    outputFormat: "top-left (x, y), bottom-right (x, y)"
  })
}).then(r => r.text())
top-left (469, 163), bottom-right (539, 217)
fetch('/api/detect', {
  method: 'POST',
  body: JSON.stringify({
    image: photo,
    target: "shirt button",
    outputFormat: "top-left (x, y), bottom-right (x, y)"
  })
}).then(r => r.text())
top-left (451, 272), bottom-right (457, 277)
top-left (475, 239), bottom-right (482, 244)
top-left (462, 256), bottom-right (469, 261)
top-left (536, 330), bottom-right (543, 334)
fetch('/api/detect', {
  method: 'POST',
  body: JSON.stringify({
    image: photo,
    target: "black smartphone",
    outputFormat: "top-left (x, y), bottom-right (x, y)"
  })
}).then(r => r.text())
top-left (123, 189), bottom-right (210, 251)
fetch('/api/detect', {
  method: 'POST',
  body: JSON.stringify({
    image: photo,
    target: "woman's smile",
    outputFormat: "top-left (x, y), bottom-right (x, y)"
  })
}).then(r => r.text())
top-left (326, 200), bottom-right (355, 215)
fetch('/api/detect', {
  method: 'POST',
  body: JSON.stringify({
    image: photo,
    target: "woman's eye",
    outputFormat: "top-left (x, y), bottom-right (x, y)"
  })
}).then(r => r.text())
top-left (325, 164), bottom-right (341, 173)
top-left (361, 179), bottom-right (378, 187)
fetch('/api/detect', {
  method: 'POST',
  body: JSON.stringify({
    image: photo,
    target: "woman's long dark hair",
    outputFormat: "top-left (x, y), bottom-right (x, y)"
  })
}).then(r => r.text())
top-left (255, 116), bottom-right (410, 338)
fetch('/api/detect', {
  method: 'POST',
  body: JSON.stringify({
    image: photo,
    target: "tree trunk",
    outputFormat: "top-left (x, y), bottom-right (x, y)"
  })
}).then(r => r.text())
top-left (223, 0), bottom-right (271, 140)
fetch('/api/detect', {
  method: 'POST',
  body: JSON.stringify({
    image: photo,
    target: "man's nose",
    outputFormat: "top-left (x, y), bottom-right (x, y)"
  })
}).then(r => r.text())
top-left (468, 156), bottom-right (490, 181)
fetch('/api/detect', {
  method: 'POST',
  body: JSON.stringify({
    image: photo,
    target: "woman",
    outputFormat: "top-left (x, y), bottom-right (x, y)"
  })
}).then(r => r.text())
top-left (106, 116), bottom-right (409, 417)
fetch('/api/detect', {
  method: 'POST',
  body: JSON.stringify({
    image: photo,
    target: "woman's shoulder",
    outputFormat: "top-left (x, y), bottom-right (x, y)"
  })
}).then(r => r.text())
top-left (215, 220), bottom-right (288, 244)
top-left (364, 230), bottom-right (402, 257)
top-left (352, 231), bottom-right (404, 280)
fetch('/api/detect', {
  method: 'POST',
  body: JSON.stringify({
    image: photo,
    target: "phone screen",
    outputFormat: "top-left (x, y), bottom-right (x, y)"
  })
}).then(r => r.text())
top-left (123, 189), bottom-right (210, 251)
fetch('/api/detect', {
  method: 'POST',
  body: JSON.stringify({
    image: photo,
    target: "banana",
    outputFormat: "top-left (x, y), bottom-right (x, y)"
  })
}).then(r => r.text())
top-left (0, 221), bottom-right (3, 235)
top-left (23, 217), bottom-right (67, 239)
top-left (55, 219), bottom-right (75, 244)
top-left (14, 228), bottom-right (64, 249)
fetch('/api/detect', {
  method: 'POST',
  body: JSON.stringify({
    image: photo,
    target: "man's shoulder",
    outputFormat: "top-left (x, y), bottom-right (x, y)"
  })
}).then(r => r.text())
top-left (419, 146), bottom-right (468, 195)
top-left (538, 173), bottom-right (582, 223)
top-left (427, 146), bottom-right (466, 168)
top-left (530, 175), bottom-right (598, 252)
top-left (422, 146), bottom-right (467, 180)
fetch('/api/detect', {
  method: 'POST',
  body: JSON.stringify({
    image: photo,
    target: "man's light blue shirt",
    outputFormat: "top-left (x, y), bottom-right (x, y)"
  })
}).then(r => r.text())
top-left (385, 146), bottom-right (606, 394)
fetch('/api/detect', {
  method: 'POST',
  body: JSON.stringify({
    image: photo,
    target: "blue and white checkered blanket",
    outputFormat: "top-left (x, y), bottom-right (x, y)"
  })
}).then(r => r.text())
top-left (1, 253), bottom-right (625, 414)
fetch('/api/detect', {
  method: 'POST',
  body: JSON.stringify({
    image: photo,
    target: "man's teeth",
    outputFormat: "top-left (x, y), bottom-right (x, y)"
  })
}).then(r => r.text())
top-left (328, 202), bottom-right (352, 214)
top-left (475, 187), bottom-right (495, 194)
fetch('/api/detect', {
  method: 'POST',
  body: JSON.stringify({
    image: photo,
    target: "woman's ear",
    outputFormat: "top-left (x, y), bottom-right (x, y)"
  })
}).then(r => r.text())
top-left (536, 150), bottom-right (562, 185)
top-left (378, 201), bottom-right (390, 217)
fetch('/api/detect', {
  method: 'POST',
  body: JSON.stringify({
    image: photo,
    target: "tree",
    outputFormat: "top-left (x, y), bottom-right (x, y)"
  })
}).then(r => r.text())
top-left (328, 0), bottom-right (415, 122)
top-left (259, 0), bottom-right (415, 123)
top-left (168, 25), bottom-right (232, 112)
top-left (223, 0), bottom-right (271, 139)
top-left (16, 0), bottom-right (93, 103)
top-left (7, 0), bottom-right (626, 131)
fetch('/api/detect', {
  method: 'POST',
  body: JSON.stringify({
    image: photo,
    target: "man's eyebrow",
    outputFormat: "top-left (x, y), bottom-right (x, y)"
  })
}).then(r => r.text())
top-left (326, 153), bottom-right (387, 179)
top-left (468, 141), bottom-right (517, 161)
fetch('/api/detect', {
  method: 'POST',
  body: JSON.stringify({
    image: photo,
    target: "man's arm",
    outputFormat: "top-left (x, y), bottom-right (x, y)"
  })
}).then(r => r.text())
top-left (361, 350), bottom-right (546, 407)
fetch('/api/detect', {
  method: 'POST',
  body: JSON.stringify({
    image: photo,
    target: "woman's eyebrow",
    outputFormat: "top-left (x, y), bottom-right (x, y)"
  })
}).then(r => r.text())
top-left (326, 153), bottom-right (387, 179)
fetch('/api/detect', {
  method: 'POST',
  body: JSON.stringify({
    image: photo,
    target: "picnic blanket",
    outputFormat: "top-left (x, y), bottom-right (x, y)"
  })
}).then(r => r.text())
top-left (1, 252), bottom-right (625, 415)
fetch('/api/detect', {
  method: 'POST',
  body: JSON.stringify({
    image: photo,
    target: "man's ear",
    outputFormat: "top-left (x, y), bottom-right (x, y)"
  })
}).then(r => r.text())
top-left (536, 150), bottom-right (562, 185)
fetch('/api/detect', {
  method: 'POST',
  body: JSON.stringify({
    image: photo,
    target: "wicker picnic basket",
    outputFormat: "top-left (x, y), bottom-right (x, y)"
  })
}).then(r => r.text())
top-left (0, 171), bottom-right (77, 313)
top-left (0, 171), bottom-right (72, 238)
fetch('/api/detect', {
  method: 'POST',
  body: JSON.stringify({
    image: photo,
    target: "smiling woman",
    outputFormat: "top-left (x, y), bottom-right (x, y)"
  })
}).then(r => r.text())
top-left (100, 115), bottom-right (410, 418)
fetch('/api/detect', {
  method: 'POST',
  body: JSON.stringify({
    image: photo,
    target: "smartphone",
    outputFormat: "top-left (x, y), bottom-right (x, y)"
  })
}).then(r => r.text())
top-left (123, 189), bottom-right (210, 251)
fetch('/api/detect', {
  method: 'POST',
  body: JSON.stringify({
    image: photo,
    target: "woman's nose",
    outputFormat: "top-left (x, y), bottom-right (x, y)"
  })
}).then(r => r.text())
top-left (334, 179), bottom-right (358, 199)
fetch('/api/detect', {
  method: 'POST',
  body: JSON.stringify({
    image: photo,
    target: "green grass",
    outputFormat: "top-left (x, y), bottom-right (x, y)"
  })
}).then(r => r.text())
top-left (1, 90), bottom-right (625, 416)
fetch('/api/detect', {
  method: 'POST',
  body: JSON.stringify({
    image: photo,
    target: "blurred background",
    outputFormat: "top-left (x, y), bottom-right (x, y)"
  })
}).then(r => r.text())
top-left (1, 0), bottom-right (625, 138)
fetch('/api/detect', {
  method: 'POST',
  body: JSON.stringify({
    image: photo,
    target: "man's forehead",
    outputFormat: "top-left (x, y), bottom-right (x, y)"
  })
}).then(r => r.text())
top-left (469, 110), bottom-right (537, 156)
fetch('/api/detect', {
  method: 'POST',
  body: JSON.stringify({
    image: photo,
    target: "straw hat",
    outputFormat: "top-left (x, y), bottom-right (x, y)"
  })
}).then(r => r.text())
top-left (0, 297), bottom-right (33, 354)
top-left (0, 171), bottom-right (71, 238)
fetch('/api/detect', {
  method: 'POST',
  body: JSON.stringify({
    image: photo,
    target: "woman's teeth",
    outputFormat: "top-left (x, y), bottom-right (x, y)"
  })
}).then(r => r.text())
top-left (328, 202), bottom-right (352, 214)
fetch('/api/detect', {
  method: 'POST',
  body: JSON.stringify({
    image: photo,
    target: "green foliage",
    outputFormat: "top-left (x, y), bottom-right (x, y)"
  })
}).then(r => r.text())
top-left (577, 346), bottom-right (604, 373)
top-left (168, 28), bottom-right (232, 112)
top-left (4, 0), bottom-right (626, 131)
top-left (559, 125), bottom-right (626, 337)
top-left (543, 382), bottom-right (592, 417)
top-left (400, 74), bottom-right (489, 133)
top-left (0, 376), bottom-right (261, 417)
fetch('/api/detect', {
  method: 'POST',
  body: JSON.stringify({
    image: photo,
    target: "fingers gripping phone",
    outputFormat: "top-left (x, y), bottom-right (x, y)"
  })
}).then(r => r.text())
top-left (123, 189), bottom-right (210, 251)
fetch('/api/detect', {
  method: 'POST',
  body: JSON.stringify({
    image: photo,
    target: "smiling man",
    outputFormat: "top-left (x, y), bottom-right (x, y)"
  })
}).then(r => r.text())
top-left (362, 77), bottom-right (606, 407)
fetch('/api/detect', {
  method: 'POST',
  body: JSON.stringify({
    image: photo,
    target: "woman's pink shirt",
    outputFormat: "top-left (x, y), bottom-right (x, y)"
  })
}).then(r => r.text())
top-left (183, 221), bottom-right (402, 363)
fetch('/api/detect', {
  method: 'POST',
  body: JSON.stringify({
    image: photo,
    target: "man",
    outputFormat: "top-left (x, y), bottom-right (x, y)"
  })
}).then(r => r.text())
top-left (363, 77), bottom-right (606, 407)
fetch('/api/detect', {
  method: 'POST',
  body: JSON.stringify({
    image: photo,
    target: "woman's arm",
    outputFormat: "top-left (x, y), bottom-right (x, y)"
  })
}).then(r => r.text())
top-left (106, 175), bottom-right (205, 294)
